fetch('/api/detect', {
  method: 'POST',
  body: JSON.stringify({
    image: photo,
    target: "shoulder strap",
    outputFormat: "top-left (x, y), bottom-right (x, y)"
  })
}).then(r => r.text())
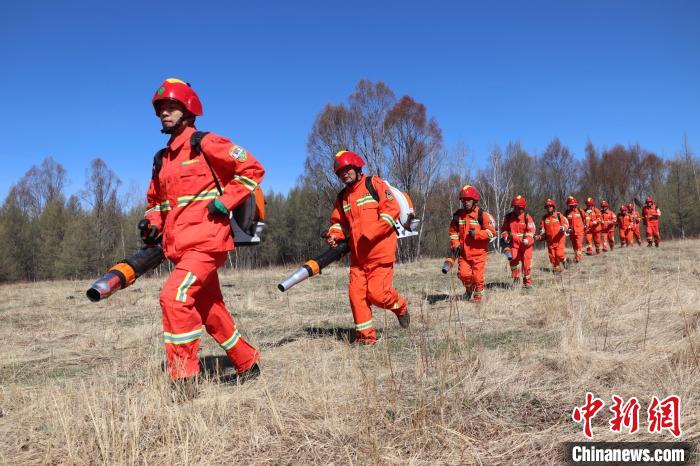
top-left (190, 131), bottom-right (210, 156)
top-left (189, 131), bottom-right (223, 195)
top-left (477, 207), bottom-right (485, 227)
top-left (151, 148), bottom-right (166, 180)
top-left (364, 175), bottom-right (379, 202)
top-left (336, 187), bottom-right (347, 211)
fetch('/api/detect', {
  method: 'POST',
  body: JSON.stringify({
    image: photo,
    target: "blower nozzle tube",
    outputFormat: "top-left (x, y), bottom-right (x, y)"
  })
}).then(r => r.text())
top-left (277, 241), bottom-right (349, 292)
top-left (86, 245), bottom-right (165, 302)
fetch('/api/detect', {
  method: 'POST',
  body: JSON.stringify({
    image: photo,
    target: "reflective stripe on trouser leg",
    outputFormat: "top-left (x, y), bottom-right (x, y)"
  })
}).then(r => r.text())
top-left (349, 266), bottom-right (377, 342)
top-left (161, 263), bottom-right (205, 379)
top-left (194, 252), bottom-right (259, 373)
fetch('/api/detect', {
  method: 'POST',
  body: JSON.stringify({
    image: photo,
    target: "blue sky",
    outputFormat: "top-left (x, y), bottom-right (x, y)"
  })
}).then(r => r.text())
top-left (1, 0), bottom-right (698, 204)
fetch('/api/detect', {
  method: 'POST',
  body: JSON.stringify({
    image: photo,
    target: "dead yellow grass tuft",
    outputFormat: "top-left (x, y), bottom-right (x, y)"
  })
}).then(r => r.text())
top-left (1, 240), bottom-right (698, 464)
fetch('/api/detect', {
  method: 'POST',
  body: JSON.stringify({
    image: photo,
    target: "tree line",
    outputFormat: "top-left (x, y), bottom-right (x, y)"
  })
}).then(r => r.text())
top-left (1, 80), bottom-right (698, 282)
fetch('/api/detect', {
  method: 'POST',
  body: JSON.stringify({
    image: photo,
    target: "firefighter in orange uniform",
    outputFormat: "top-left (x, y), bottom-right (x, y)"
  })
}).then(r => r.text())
top-left (326, 151), bottom-right (409, 345)
top-left (584, 197), bottom-right (602, 255)
top-left (642, 197), bottom-right (661, 247)
top-left (617, 205), bottom-right (633, 247)
top-left (449, 186), bottom-right (496, 302)
top-left (628, 203), bottom-right (642, 246)
top-left (565, 196), bottom-right (587, 262)
top-left (142, 78), bottom-right (262, 383)
top-left (599, 201), bottom-right (617, 251)
top-left (501, 195), bottom-right (536, 287)
top-left (535, 199), bottom-right (569, 273)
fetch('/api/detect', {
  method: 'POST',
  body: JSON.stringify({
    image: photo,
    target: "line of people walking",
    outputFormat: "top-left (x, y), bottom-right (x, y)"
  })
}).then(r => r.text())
top-left (448, 186), bottom-right (662, 302)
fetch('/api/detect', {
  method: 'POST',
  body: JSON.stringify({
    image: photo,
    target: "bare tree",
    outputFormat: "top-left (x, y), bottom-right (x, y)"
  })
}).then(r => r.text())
top-left (7, 156), bottom-right (67, 218)
top-left (537, 138), bottom-right (578, 206)
top-left (477, 145), bottom-right (513, 248)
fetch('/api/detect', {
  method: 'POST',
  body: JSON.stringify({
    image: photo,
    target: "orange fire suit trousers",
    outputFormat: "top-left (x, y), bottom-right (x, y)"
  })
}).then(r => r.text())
top-left (602, 229), bottom-right (615, 251)
top-left (349, 263), bottom-right (407, 343)
top-left (457, 255), bottom-right (487, 296)
top-left (633, 226), bottom-right (642, 245)
top-left (585, 231), bottom-right (601, 254)
top-left (569, 234), bottom-right (584, 261)
top-left (509, 246), bottom-right (533, 285)
top-left (646, 225), bottom-right (661, 245)
top-left (547, 241), bottom-right (567, 270)
top-left (160, 250), bottom-right (259, 379)
top-left (622, 228), bottom-right (634, 247)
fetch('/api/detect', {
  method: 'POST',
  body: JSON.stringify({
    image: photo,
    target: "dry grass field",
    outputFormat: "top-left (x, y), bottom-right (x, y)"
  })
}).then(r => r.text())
top-left (1, 240), bottom-right (699, 465)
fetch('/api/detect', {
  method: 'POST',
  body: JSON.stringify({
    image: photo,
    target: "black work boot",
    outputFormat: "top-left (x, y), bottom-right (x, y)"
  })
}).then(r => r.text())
top-left (397, 310), bottom-right (410, 329)
top-left (236, 363), bottom-right (261, 384)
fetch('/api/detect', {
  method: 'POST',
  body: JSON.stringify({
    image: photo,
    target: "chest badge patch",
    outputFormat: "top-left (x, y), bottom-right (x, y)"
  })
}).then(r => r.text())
top-left (229, 145), bottom-right (248, 162)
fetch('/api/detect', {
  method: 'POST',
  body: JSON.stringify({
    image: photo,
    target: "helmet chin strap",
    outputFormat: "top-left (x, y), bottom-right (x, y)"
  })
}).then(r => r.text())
top-left (160, 114), bottom-right (194, 134)
top-left (161, 116), bottom-right (185, 134)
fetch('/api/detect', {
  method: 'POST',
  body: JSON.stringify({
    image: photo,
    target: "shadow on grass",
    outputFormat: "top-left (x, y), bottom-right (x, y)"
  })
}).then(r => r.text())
top-left (304, 326), bottom-right (357, 343)
top-left (425, 293), bottom-right (451, 304)
top-left (485, 281), bottom-right (512, 290)
top-left (159, 355), bottom-right (258, 384)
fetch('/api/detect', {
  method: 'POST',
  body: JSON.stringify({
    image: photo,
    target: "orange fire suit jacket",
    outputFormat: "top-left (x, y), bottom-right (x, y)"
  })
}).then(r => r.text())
top-left (566, 207), bottom-right (588, 237)
top-left (585, 207), bottom-right (602, 233)
top-left (501, 212), bottom-right (536, 251)
top-left (449, 207), bottom-right (496, 259)
top-left (617, 212), bottom-right (632, 231)
top-left (539, 211), bottom-right (569, 243)
top-left (630, 209), bottom-right (641, 228)
top-left (144, 126), bottom-right (265, 260)
top-left (327, 175), bottom-right (400, 266)
top-left (601, 210), bottom-right (617, 232)
top-left (642, 204), bottom-right (661, 227)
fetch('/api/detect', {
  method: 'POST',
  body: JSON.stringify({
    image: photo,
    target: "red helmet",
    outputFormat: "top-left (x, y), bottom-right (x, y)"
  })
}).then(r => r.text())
top-left (333, 150), bottom-right (365, 174)
top-left (627, 203), bottom-right (634, 210)
top-left (645, 196), bottom-right (654, 203)
top-left (459, 185), bottom-right (480, 201)
top-left (511, 195), bottom-right (527, 208)
top-left (544, 198), bottom-right (556, 208)
top-left (586, 197), bottom-right (595, 207)
top-left (620, 204), bottom-right (627, 211)
top-left (566, 196), bottom-right (578, 206)
top-left (600, 201), bottom-right (609, 208)
top-left (152, 78), bottom-right (203, 116)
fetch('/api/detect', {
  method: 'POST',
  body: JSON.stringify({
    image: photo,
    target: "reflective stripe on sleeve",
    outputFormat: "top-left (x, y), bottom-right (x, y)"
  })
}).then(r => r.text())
top-left (379, 213), bottom-right (396, 227)
top-left (233, 175), bottom-right (258, 191)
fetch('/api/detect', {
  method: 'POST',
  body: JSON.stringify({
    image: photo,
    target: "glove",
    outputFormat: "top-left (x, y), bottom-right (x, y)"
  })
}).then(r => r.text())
top-left (567, 228), bottom-right (572, 234)
top-left (559, 226), bottom-right (565, 233)
top-left (522, 238), bottom-right (529, 246)
top-left (138, 219), bottom-right (160, 245)
top-left (207, 199), bottom-right (229, 217)
top-left (468, 229), bottom-right (476, 238)
top-left (535, 234), bottom-right (542, 241)
top-left (504, 249), bottom-right (513, 261)
top-left (326, 235), bottom-right (339, 248)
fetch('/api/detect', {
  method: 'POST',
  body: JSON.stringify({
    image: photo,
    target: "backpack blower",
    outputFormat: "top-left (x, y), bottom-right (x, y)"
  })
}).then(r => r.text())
top-left (86, 190), bottom-right (265, 302)
top-left (277, 182), bottom-right (420, 292)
